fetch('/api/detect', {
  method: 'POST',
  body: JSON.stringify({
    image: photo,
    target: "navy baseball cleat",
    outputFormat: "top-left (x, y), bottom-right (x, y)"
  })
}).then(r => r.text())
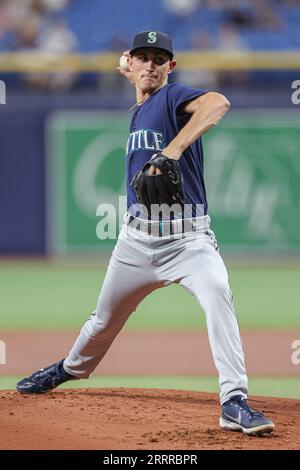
top-left (16, 359), bottom-right (75, 394)
top-left (220, 395), bottom-right (275, 436)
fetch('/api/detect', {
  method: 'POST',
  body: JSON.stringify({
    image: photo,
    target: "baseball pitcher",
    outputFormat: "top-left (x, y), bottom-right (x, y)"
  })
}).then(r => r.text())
top-left (16, 31), bottom-right (275, 436)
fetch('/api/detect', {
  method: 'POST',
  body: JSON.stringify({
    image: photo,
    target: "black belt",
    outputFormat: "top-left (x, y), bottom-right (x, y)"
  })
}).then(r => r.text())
top-left (126, 215), bottom-right (201, 237)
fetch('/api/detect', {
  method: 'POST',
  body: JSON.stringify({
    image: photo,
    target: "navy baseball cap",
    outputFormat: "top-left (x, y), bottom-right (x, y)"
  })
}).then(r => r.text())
top-left (130, 31), bottom-right (174, 59)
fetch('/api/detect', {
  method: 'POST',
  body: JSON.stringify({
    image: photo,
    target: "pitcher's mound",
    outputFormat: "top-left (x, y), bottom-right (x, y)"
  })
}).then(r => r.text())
top-left (1, 388), bottom-right (299, 450)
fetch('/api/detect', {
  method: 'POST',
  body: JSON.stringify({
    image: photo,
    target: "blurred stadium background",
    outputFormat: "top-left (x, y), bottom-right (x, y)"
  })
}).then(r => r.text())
top-left (0, 0), bottom-right (299, 398)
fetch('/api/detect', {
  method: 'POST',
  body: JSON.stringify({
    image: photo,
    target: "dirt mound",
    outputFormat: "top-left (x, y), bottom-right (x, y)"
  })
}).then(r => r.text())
top-left (0, 388), bottom-right (299, 450)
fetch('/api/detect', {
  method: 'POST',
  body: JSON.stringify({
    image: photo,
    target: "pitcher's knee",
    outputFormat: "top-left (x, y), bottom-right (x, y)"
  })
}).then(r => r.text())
top-left (206, 278), bottom-right (231, 301)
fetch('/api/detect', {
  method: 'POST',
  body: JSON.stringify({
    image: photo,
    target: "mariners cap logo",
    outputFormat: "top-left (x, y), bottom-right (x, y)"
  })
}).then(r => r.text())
top-left (147, 32), bottom-right (157, 44)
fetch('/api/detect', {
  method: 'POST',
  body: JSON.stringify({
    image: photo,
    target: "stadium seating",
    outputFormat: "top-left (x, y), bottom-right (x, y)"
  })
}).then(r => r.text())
top-left (0, 0), bottom-right (299, 52)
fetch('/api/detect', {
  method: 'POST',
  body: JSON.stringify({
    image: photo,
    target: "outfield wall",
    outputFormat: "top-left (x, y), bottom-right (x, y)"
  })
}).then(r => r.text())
top-left (0, 93), bottom-right (299, 254)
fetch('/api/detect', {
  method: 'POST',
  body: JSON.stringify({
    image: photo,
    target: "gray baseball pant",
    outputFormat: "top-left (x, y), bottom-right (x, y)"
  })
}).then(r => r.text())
top-left (64, 214), bottom-right (248, 404)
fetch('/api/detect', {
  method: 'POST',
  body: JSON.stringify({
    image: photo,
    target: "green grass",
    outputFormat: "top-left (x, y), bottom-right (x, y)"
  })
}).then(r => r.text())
top-left (0, 263), bottom-right (299, 330)
top-left (2, 376), bottom-right (300, 399)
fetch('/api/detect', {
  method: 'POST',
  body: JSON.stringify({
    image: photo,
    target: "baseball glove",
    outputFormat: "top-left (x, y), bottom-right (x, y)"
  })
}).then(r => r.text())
top-left (132, 152), bottom-right (185, 214)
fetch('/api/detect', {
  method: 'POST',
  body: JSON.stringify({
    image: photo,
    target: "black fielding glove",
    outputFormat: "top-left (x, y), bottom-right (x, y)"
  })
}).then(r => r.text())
top-left (131, 152), bottom-right (185, 215)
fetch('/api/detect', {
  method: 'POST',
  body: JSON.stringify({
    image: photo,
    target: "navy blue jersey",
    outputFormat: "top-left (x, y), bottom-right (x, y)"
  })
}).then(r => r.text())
top-left (126, 83), bottom-right (208, 219)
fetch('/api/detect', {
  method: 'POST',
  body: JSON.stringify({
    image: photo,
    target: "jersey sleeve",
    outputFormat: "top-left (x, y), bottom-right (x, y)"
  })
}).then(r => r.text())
top-left (167, 83), bottom-right (208, 116)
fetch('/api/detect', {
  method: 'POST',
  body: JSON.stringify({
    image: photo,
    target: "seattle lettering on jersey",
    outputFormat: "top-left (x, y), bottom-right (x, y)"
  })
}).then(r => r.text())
top-left (126, 129), bottom-right (166, 154)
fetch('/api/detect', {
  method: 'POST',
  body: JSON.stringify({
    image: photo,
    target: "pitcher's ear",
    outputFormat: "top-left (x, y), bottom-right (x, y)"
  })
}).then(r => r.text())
top-left (168, 60), bottom-right (177, 73)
